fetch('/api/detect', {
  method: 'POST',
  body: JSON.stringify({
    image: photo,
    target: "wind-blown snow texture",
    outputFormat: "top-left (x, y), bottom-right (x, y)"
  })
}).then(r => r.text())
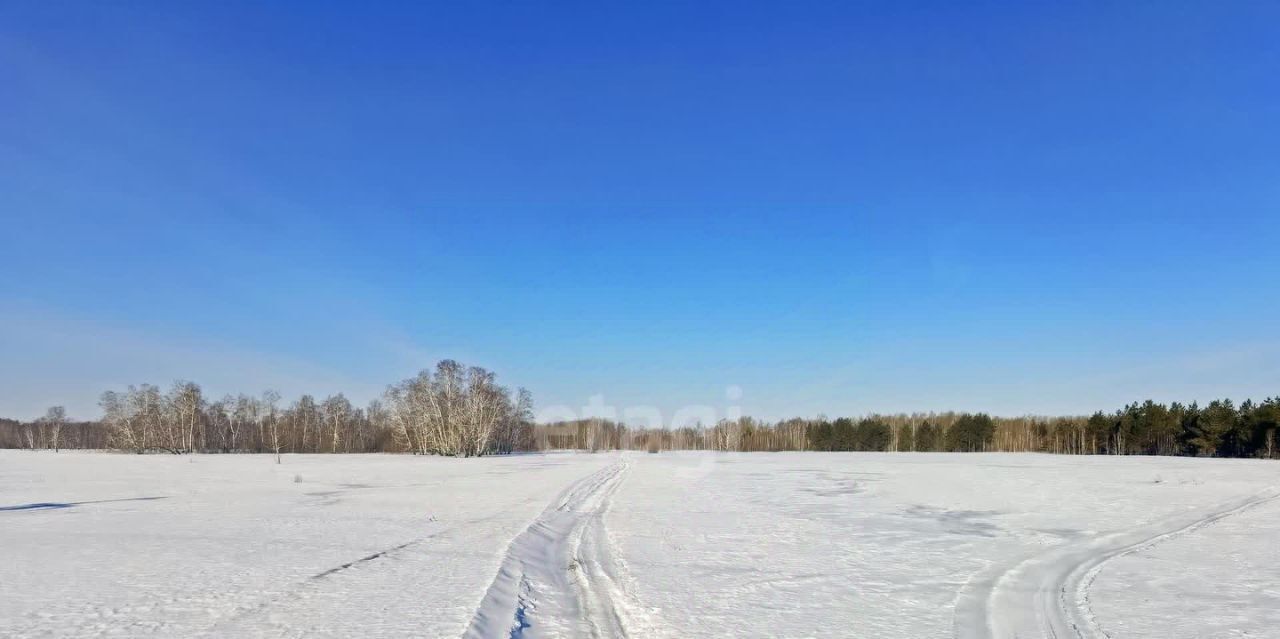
top-left (2, 451), bottom-right (1276, 638)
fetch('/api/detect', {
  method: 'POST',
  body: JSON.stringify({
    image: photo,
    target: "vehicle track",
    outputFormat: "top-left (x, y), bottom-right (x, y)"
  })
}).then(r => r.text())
top-left (462, 456), bottom-right (632, 639)
top-left (954, 487), bottom-right (1280, 639)
top-left (572, 458), bottom-right (663, 639)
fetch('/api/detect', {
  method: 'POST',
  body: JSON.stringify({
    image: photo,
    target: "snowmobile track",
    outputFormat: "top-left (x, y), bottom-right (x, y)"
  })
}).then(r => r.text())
top-left (463, 456), bottom-right (633, 639)
top-left (954, 487), bottom-right (1280, 639)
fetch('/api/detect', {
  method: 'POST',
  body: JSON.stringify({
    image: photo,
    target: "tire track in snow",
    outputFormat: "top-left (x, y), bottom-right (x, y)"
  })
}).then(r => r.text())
top-left (953, 487), bottom-right (1280, 639)
top-left (463, 456), bottom-right (636, 639)
top-left (572, 458), bottom-right (663, 639)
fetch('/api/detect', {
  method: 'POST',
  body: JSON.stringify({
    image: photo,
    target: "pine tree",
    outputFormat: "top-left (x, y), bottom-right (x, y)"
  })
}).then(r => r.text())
top-left (1189, 399), bottom-right (1236, 457)
top-left (915, 421), bottom-right (938, 451)
top-left (1085, 411), bottom-right (1112, 454)
top-left (831, 417), bottom-right (857, 451)
top-left (853, 418), bottom-right (891, 451)
top-left (946, 414), bottom-right (995, 452)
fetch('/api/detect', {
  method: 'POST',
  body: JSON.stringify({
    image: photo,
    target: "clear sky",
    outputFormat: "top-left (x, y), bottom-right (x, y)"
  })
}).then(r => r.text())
top-left (2, 2), bottom-right (1278, 422)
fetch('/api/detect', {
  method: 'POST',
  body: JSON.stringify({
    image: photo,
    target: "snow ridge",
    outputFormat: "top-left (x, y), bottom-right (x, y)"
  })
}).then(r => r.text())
top-left (463, 456), bottom-right (634, 639)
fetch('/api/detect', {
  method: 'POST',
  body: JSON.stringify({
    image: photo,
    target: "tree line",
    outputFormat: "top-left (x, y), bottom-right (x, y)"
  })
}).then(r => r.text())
top-left (528, 397), bottom-right (1278, 458)
top-left (0, 360), bottom-right (532, 458)
top-left (3, 386), bottom-right (1278, 459)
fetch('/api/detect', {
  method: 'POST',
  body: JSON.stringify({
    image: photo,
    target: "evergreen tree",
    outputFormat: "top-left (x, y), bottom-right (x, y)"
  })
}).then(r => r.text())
top-left (1140, 400), bottom-right (1179, 455)
top-left (809, 420), bottom-right (834, 451)
top-left (946, 413), bottom-right (995, 452)
top-left (1254, 398), bottom-right (1280, 458)
top-left (831, 417), bottom-right (857, 451)
top-left (1190, 399), bottom-right (1236, 456)
top-left (915, 421), bottom-right (938, 451)
top-left (1168, 402), bottom-right (1189, 456)
top-left (897, 423), bottom-right (915, 452)
top-left (1085, 411), bottom-right (1113, 454)
top-left (853, 418), bottom-right (890, 451)
top-left (1227, 399), bottom-right (1256, 458)
top-left (1117, 402), bottom-right (1143, 454)
top-left (1178, 402), bottom-right (1202, 453)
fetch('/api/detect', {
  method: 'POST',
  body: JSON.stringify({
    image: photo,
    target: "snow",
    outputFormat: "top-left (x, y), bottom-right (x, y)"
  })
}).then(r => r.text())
top-left (609, 453), bottom-right (1280, 638)
top-left (1088, 495), bottom-right (1280, 638)
top-left (2, 450), bottom-right (1277, 638)
top-left (0, 451), bottom-right (615, 637)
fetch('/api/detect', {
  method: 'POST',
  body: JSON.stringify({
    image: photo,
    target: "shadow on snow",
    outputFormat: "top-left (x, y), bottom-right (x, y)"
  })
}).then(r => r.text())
top-left (0, 496), bottom-right (170, 512)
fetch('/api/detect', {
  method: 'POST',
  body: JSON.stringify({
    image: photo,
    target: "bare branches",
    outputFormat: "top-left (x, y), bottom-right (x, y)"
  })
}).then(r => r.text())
top-left (383, 360), bottom-right (527, 457)
top-left (321, 394), bottom-right (353, 454)
top-left (38, 406), bottom-right (67, 452)
top-left (100, 385), bottom-right (163, 453)
top-left (18, 360), bottom-right (532, 456)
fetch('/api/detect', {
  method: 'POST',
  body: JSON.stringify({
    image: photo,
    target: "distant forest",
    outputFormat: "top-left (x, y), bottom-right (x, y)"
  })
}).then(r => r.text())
top-left (536, 398), bottom-right (1279, 459)
top-left (1, 362), bottom-right (1276, 459)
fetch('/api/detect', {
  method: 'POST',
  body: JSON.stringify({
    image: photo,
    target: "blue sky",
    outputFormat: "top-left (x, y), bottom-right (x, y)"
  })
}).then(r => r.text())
top-left (2, 2), bottom-right (1278, 421)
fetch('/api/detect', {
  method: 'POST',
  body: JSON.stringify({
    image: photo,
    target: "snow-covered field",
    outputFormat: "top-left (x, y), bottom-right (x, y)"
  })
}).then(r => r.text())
top-left (2, 451), bottom-right (1276, 638)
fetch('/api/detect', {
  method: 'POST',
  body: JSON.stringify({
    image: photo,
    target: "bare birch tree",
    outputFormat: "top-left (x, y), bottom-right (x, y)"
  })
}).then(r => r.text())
top-left (166, 381), bottom-right (204, 454)
top-left (41, 406), bottom-right (67, 452)
top-left (321, 394), bottom-right (353, 454)
top-left (383, 360), bottom-right (522, 457)
top-left (262, 390), bottom-right (282, 463)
